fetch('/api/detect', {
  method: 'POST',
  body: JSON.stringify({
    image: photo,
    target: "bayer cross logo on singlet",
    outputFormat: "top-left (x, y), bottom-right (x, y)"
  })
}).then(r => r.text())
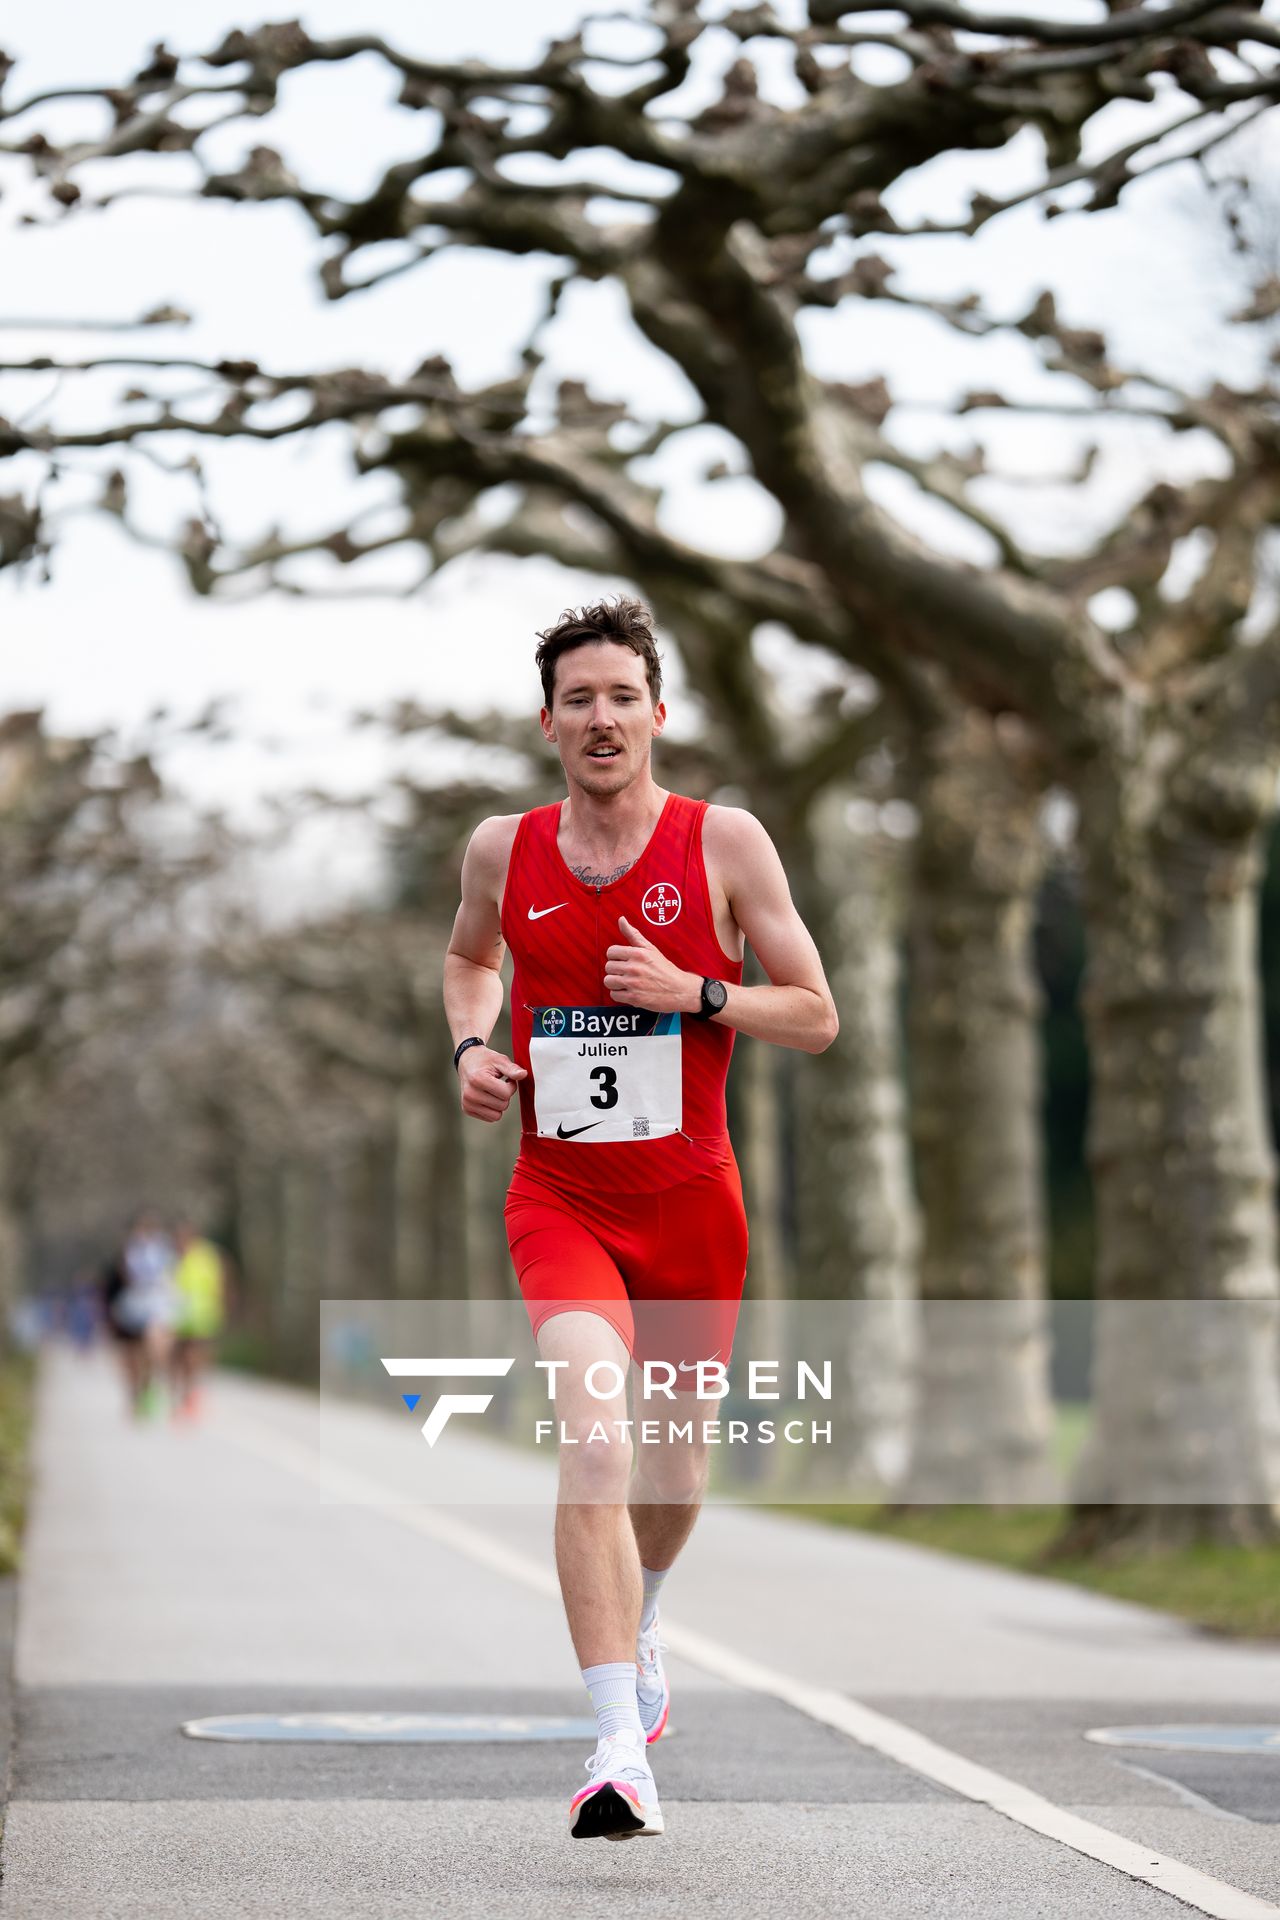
top-left (642, 882), bottom-right (681, 927)
top-left (528, 1006), bottom-right (682, 1143)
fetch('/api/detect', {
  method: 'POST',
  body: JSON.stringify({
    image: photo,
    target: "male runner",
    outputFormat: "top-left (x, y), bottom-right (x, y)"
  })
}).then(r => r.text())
top-left (444, 597), bottom-right (837, 1840)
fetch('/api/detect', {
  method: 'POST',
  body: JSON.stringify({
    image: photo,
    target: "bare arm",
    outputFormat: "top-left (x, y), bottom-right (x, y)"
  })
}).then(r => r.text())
top-left (602, 808), bottom-right (838, 1055)
top-left (444, 815), bottom-right (527, 1122)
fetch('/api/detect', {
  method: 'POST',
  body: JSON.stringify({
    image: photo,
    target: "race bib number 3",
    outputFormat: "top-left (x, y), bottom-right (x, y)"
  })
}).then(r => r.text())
top-left (529, 1005), bottom-right (682, 1144)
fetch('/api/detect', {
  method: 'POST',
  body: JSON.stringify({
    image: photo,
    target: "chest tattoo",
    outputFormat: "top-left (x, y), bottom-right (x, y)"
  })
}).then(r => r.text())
top-left (569, 857), bottom-right (639, 888)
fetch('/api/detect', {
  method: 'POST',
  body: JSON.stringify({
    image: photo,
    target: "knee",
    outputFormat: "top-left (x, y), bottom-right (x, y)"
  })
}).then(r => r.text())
top-left (636, 1446), bottom-right (708, 1507)
top-left (558, 1414), bottom-right (633, 1500)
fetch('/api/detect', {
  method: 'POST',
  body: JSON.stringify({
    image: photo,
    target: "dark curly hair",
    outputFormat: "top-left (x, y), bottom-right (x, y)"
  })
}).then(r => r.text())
top-left (535, 597), bottom-right (662, 708)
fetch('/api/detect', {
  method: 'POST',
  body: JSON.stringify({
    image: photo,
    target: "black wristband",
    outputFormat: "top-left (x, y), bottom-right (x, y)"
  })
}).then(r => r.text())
top-left (696, 978), bottom-right (728, 1021)
top-left (453, 1035), bottom-right (484, 1072)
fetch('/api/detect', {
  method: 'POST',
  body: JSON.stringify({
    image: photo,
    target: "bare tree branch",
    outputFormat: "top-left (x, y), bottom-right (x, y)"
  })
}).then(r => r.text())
top-left (5, 4), bottom-right (1279, 767)
top-left (808, 1), bottom-right (1228, 45)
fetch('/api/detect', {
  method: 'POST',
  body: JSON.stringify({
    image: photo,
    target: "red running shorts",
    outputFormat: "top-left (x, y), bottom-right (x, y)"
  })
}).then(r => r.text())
top-left (504, 1147), bottom-right (749, 1371)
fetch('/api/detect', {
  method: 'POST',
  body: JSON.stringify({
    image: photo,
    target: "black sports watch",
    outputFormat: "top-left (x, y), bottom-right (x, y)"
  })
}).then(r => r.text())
top-left (696, 977), bottom-right (728, 1021)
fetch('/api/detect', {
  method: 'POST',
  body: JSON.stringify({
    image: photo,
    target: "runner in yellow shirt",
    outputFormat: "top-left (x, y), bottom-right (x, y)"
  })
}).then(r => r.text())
top-left (170, 1220), bottom-right (230, 1420)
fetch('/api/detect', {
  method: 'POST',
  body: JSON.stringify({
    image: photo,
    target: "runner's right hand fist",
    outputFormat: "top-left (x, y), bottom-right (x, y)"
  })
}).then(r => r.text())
top-left (458, 1047), bottom-right (527, 1123)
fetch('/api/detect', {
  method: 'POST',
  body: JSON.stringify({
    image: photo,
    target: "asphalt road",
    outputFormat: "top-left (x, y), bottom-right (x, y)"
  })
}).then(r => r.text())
top-left (2, 1346), bottom-right (1278, 1919)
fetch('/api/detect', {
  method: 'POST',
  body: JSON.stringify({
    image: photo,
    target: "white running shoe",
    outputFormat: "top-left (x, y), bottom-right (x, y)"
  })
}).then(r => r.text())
top-left (568, 1727), bottom-right (664, 1840)
top-left (636, 1610), bottom-right (670, 1745)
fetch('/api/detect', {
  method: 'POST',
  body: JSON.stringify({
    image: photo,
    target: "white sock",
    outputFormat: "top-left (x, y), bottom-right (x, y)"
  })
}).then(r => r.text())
top-left (639, 1564), bottom-right (669, 1636)
top-left (582, 1661), bottom-right (644, 1741)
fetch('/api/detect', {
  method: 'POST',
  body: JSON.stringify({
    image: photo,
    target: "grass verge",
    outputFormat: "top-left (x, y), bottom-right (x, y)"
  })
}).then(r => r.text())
top-left (801, 1503), bottom-right (1280, 1641)
top-left (0, 1354), bottom-right (35, 1576)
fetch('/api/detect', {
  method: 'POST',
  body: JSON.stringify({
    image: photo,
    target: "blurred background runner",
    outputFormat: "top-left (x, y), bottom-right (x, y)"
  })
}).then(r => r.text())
top-left (99, 1243), bottom-right (146, 1414)
top-left (169, 1220), bottom-right (231, 1420)
top-left (111, 1211), bottom-right (178, 1419)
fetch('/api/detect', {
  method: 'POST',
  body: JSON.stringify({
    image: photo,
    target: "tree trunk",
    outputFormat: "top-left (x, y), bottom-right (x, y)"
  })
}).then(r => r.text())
top-left (394, 1062), bottom-right (470, 1301)
top-left (230, 1142), bottom-right (283, 1344)
top-left (1064, 769), bottom-right (1280, 1549)
top-left (787, 792), bottom-right (919, 1494)
top-left (325, 1133), bottom-right (395, 1302)
top-left (276, 1156), bottom-right (324, 1378)
top-left (392, 1083), bottom-right (433, 1301)
top-left (0, 1137), bottom-right (25, 1357)
top-left (464, 1104), bottom-right (518, 1302)
top-left (903, 711), bottom-right (1058, 1503)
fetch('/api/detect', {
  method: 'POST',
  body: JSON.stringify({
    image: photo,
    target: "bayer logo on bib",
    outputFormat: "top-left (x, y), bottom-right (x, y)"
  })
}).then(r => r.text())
top-left (642, 882), bottom-right (681, 927)
top-left (539, 1008), bottom-right (566, 1037)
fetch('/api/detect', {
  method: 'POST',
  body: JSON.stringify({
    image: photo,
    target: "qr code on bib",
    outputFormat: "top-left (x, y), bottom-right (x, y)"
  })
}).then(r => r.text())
top-left (633, 1117), bottom-right (650, 1137)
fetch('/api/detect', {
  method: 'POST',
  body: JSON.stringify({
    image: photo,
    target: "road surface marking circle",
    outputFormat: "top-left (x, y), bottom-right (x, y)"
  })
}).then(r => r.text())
top-left (1087, 1726), bottom-right (1280, 1757)
top-left (182, 1711), bottom-right (597, 1743)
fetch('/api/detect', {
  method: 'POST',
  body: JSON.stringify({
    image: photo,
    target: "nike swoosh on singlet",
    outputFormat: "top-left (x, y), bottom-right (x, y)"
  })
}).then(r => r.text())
top-left (556, 1121), bottom-right (601, 1139)
top-left (528, 904), bottom-right (567, 920)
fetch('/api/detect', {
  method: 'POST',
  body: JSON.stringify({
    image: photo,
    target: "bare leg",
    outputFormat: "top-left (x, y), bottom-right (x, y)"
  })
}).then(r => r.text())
top-left (170, 1338), bottom-right (206, 1411)
top-left (138, 1325), bottom-right (172, 1409)
top-left (629, 1386), bottom-right (714, 1573)
top-left (184, 1339), bottom-right (213, 1415)
top-left (119, 1340), bottom-right (145, 1415)
top-left (538, 1312), bottom-right (641, 1668)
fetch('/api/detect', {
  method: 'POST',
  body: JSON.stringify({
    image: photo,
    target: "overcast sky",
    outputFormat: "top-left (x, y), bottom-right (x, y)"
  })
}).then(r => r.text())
top-left (2, 0), bottom-right (1275, 896)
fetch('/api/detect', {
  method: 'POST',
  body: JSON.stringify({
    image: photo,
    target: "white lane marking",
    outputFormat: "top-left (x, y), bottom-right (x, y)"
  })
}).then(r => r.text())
top-left (226, 1417), bottom-right (1280, 1920)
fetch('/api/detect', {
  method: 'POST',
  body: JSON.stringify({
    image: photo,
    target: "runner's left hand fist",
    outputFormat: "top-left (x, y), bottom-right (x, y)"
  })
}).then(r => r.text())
top-left (603, 916), bottom-right (698, 1013)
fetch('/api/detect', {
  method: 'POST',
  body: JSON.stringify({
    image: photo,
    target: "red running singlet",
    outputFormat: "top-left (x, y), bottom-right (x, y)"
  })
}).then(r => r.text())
top-left (500, 792), bottom-right (743, 1200)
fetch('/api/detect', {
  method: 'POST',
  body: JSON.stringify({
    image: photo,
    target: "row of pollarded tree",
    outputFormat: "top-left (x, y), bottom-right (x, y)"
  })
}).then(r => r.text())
top-left (7, 690), bottom-right (1279, 1544)
top-left (5, 1), bottom-right (1280, 1545)
top-left (0, 713), bottom-right (207, 1323)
